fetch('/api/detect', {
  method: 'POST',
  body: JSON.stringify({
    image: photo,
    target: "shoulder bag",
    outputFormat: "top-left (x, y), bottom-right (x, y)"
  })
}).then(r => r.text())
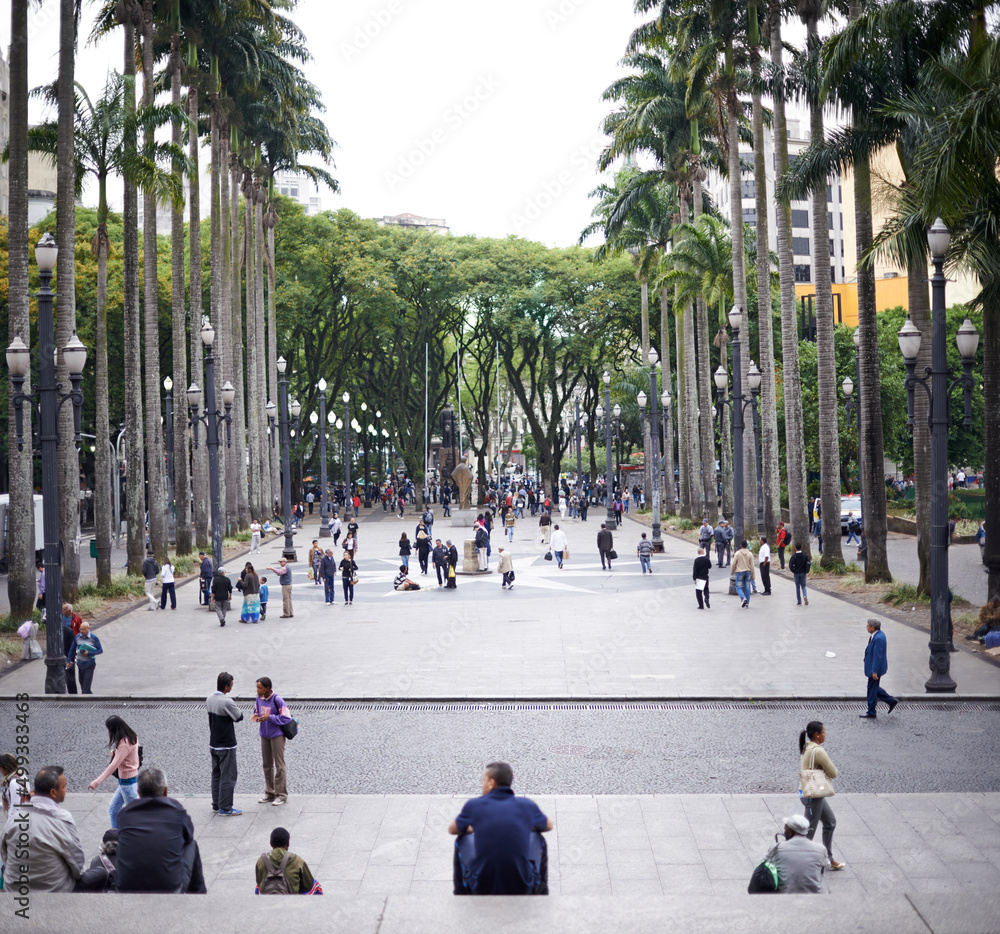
top-left (272, 697), bottom-right (299, 740)
top-left (799, 746), bottom-right (835, 798)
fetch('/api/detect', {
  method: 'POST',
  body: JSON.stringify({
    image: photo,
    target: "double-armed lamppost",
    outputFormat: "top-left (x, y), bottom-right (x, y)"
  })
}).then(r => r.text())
top-left (163, 375), bottom-right (176, 544)
top-left (316, 378), bottom-right (330, 537)
top-left (274, 355), bottom-right (300, 561)
top-left (7, 231), bottom-right (88, 694)
top-left (342, 391), bottom-right (353, 518)
top-left (897, 218), bottom-right (979, 693)
top-left (187, 321), bottom-right (235, 570)
top-left (600, 371), bottom-right (616, 526)
top-left (713, 305), bottom-right (765, 543)
top-left (843, 326), bottom-right (864, 530)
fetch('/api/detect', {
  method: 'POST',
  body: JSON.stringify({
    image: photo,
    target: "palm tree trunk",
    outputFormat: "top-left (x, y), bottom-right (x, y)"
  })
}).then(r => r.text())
top-left (718, 303), bottom-right (734, 520)
top-left (909, 263), bottom-right (932, 593)
top-left (693, 173), bottom-right (716, 522)
top-left (220, 126), bottom-right (238, 531)
top-left (805, 17), bottom-right (844, 566)
top-left (170, 33), bottom-right (192, 556)
top-left (751, 64), bottom-right (780, 538)
top-left (770, 1), bottom-right (809, 553)
top-left (242, 172), bottom-right (261, 520)
top-left (674, 202), bottom-right (691, 519)
top-left (264, 193), bottom-right (279, 510)
top-left (142, 0), bottom-right (166, 563)
top-left (983, 300), bottom-right (999, 602)
top-left (246, 172), bottom-right (267, 519)
top-left (209, 88), bottom-right (227, 540)
top-left (57, 0), bottom-right (81, 600)
top-left (188, 77), bottom-right (209, 549)
top-left (6, 0), bottom-right (36, 617)
top-left (853, 158), bottom-right (890, 581)
top-left (726, 90), bottom-right (754, 536)
top-left (94, 178), bottom-right (112, 587)
top-left (640, 279), bottom-right (652, 507)
top-left (231, 145), bottom-right (250, 529)
top-left (123, 10), bottom-right (146, 575)
top-left (659, 285), bottom-right (674, 514)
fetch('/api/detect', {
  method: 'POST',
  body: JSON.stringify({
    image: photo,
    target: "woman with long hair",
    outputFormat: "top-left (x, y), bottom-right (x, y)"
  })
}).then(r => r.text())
top-left (88, 716), bottom-right (141, 829)
top-left (798, 721), bottom-right (845, 871)
top-left (240, 562), bottom-right (261, 624)
top-left (399, 532), bottom-right (411, 571)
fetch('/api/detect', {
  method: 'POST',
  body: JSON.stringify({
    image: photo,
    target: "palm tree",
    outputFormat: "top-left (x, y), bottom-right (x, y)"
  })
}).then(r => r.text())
top-left (26, 74), bottom-right (184, 585)
top-left (768, 0), bottom-right (811, 556)
top-left (5, 0), bottom-right (35, 618)
top-left (229, 125), bottom-right (251, 529)
top-left (168, 0), bottom-right (192, 556)
top-left (140, 0), bottom-right (167, 562)
top-left (56, 0), bottom-right (81, 599)
top-left (749, 0), bottom-right (780, 536)
top-left (794, 0), bottom-right (843, 566)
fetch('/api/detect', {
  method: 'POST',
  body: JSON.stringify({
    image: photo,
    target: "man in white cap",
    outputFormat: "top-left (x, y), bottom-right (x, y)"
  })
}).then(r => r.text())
top-left (768, 815), bottom-right (830, 893)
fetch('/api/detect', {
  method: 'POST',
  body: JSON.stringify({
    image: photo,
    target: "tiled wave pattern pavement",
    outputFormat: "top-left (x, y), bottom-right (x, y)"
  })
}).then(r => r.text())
top-left (5, 700), bottom-right (1000, 795)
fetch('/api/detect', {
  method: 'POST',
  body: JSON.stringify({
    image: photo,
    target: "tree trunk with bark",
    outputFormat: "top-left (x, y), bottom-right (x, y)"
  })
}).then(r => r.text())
top-left (265, 190), bottom-right (279, 512)
top-left (6, 0), bottom-right (37, 617)
top-left (170, 33), bottom-right (192, 556)
top-left (220, 126), bottom-right (237, 531)
top-left (674, 198), bottom-right (691, 519)
top-left (142, 0), bottom-right (166, 563)
top-left (57, 0), bottom-right (81, 599)
top-left (659, 286), bottom-right (675, 514)
top-left (640, 279), bottom-right (652, 508)
top-left (983, 300), bottom-right (999, 602)
top-left (94, 178), bottom-right (112, 587)
top-left (123, 9), bottom-right (145, 576)
top-left (231, 145), bottom-right (250, 529)
top-left (188, 74), bottom-right (209, 550)
top-left (209, 86), bottom-right (227, 539)
top-left (693, 170), bottom-right (717, 522)
top-left (770, 1), bottom-right (810, 554)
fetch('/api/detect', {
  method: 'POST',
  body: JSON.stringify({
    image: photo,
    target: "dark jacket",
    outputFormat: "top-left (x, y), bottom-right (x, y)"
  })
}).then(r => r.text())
top-left (200, 557), bottom-right (213, 580)
top-left (339, 557), bottom-right (358, 580)
top-left (448, 545), bottom-right (459, 568)
top-left (399, 537), bottom-right (411, 556)
top-left (474, 527), bottom-right (489, 548)
top-left (242, 572), bottom-right (260, 596)
top-left (864, 629), bottom-right (888, 678)
top-left (206, 690), bottom-right (244, 749)
top-left (693, 555), bottom-right (712, 581)
top-left (116, 796), bottom-right (206, 893)
top-left (597, 529), bottom-right (614, 553)
top-left (320, 555), bottom-right (337, 579)
top-left (788, 552), bottom-right (811, 575)
top-left (432, 544), bottom-right (448, 567)
top-left (142, 556), bottom-right (159, 580)
top-left (211, 574), bottom-right (233, 603)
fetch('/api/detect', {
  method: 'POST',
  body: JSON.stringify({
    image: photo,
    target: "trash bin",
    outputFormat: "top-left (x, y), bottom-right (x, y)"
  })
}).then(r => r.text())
top-left (89, 538), bottom-right (98, 559)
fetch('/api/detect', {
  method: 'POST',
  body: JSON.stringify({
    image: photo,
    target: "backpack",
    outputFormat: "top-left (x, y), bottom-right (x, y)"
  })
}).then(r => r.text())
top-left (259, 851), bottom-right (293, 894)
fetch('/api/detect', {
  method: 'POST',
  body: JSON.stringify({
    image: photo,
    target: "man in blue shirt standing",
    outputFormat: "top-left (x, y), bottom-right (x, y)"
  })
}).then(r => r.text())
top-left (449, 762), bottom-right (552, 895)
top-left (861, 618), bottom-right (898, 719)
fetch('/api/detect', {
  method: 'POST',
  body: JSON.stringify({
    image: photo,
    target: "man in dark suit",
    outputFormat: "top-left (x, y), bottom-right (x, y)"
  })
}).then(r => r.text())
top-left (597, 524), bottom-right (614, 570)
top-left (199, 552), bottom-right (213, 608)
top-left (861, 618), bottom-right (898, 719)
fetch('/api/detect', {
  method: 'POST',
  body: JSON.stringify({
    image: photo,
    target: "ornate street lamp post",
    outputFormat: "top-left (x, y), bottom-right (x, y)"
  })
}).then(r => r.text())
top-left (7, 231), bottom-right (87, 694)
top-left (898, 218), bottom-right (979, 692)
top-left (274, 355), bottom-right (298, 562)
top-left (317, 378), bottom-right (330, 537)
top-left (342, 391), bottom-right (353, 518)
top-left (601, 370), bottom-right (616, 527)
top-left (187, 321), bottom-right (235, 570)
top-left (163, 375), bottom-right (176, 544)
top-left (661, 391), bottom-right (672, 512)
top-left (574, 390), bottom-right (582, 493)
top-left (647, 349), bottom-right (663, 551)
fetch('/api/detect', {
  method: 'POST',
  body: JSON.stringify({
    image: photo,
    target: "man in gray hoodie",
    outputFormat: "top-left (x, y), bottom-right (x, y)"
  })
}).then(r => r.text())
top-left (2, 766), bottom-right (85, 893)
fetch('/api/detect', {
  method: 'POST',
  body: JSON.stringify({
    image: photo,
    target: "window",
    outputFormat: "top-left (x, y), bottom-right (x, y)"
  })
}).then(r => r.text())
top-left (741, 179), bottom-right (755, 199)
top-left (830, 239), bottom-right (835, 256)
top-left (831, 266), bottom-right (837, 282)
top-left (841, 267), bottom-right (846, 280)
top-left (280, 187), bottom-right (289, 196)
top-left (827, 184), bottom-right (833, 202)
top-left (838, 185), bottom-right (842, 203)
top-left (290, 188), bottom-right (299, 197)
top-left (840, 215), bottom-right (843, 229)
top-left (840, 241), bottom-right (845, 257)
top-left (828, 214), bottom-right (834, 229)
top-left (791, 209), bottom-right (809, 228)
top-left (792, 237), bottom-right (811, 255)
top-left (743, 208), bottom-right (757, 222)
top-left (794, 264), bottom-right (811, 283)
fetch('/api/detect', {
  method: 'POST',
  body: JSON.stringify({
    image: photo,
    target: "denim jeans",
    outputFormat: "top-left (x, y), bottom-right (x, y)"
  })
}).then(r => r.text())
top-left (847, 529), bottom-right (859, 544)
top-left (400, 555), bottom-right (409, 570)
top-left (735, 571), bottom-right (752, 603)
top-left (639, 555), bottom-right (651, 574)
top-left (324, 576), bottom-right (336, 603)
top-left (794, 572), bottom-right (808, 604)
top-left (109, 778), bottom-right (139, 829)
top-left (554, 550), bottom-right (564, 568)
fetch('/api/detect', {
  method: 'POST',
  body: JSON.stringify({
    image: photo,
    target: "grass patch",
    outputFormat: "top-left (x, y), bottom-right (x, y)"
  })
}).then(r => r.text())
top-left (229, 530), bottom-right (252, 543)
top-left (171, 552), bottom-right (199, 576)
top-left (0, 634), bottom-right (23, 659)
top-left (74, 595), bottom-right (103, 617)
top-left (78, 575), bottom-right (146, 600)
top-left (881, 582), bottom-right (931, 607)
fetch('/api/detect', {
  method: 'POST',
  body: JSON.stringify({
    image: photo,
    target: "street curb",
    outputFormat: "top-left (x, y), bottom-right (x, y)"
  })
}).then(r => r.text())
top-left (2, 694), bottom-right (998, 704)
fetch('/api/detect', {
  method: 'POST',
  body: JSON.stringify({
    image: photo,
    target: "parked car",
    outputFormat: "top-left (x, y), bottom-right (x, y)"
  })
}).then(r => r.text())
top-left (840, 495), bottom-right (862, 535)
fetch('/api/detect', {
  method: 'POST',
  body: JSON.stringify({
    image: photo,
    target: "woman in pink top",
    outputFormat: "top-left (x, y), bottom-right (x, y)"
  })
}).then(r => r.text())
top-left (88, 716), bottom-right (141, 829)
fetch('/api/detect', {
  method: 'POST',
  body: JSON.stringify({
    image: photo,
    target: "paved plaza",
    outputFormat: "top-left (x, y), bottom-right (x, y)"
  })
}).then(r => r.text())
top-left (2, 508), bottom-right (998, 699)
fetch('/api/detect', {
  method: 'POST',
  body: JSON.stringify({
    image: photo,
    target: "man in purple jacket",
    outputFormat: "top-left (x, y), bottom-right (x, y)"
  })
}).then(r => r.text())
top-left (251, 676), bottom-right (292, 805)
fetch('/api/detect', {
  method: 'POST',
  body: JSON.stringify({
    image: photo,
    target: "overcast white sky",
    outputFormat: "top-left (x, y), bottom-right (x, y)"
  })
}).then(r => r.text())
top-left (4, 0), bottom-right (811, 248)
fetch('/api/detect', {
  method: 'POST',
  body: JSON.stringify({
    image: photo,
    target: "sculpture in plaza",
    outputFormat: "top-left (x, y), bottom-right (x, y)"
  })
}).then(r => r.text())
top-left (451, 459), bottom-right (474, 510)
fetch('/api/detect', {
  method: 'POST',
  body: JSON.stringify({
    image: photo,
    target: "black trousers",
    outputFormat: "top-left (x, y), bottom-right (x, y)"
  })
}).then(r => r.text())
top-left (77, 663), bottom-right (96, 694)
top-left (418, 551), bottom-right (429, 574)
top-left (760, 563), bottom-right (771, 594)
top-left (210, 747), bottom-right (238, 811)
top-left (695, 580), bottom-right (710, 609)
top-left (435, 563), bottom-right (445, 585)
top-left (778, 546), bottom-right (786, 569)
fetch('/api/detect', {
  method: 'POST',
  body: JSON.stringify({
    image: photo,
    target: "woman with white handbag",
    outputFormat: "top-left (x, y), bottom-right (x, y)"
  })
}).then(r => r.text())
top-left (798, 721), bottom-right (846, 871)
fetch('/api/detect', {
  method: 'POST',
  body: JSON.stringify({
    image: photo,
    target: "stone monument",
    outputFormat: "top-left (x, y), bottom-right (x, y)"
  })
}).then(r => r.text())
top-left (451, 459), bottom-right (474, 510)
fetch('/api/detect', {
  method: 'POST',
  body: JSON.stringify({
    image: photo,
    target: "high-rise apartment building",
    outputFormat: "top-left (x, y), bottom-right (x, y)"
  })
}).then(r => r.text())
top-left (376, 213), bottom-right (449, 234)
top-left (274, 169), bottom-right (324, 215)
top-left (709, 117), bottom-right (847, 287)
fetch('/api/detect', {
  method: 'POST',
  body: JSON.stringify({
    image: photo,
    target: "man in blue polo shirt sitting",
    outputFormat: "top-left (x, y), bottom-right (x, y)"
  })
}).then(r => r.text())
top-left (448, 761), bottom-right (552, 895)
